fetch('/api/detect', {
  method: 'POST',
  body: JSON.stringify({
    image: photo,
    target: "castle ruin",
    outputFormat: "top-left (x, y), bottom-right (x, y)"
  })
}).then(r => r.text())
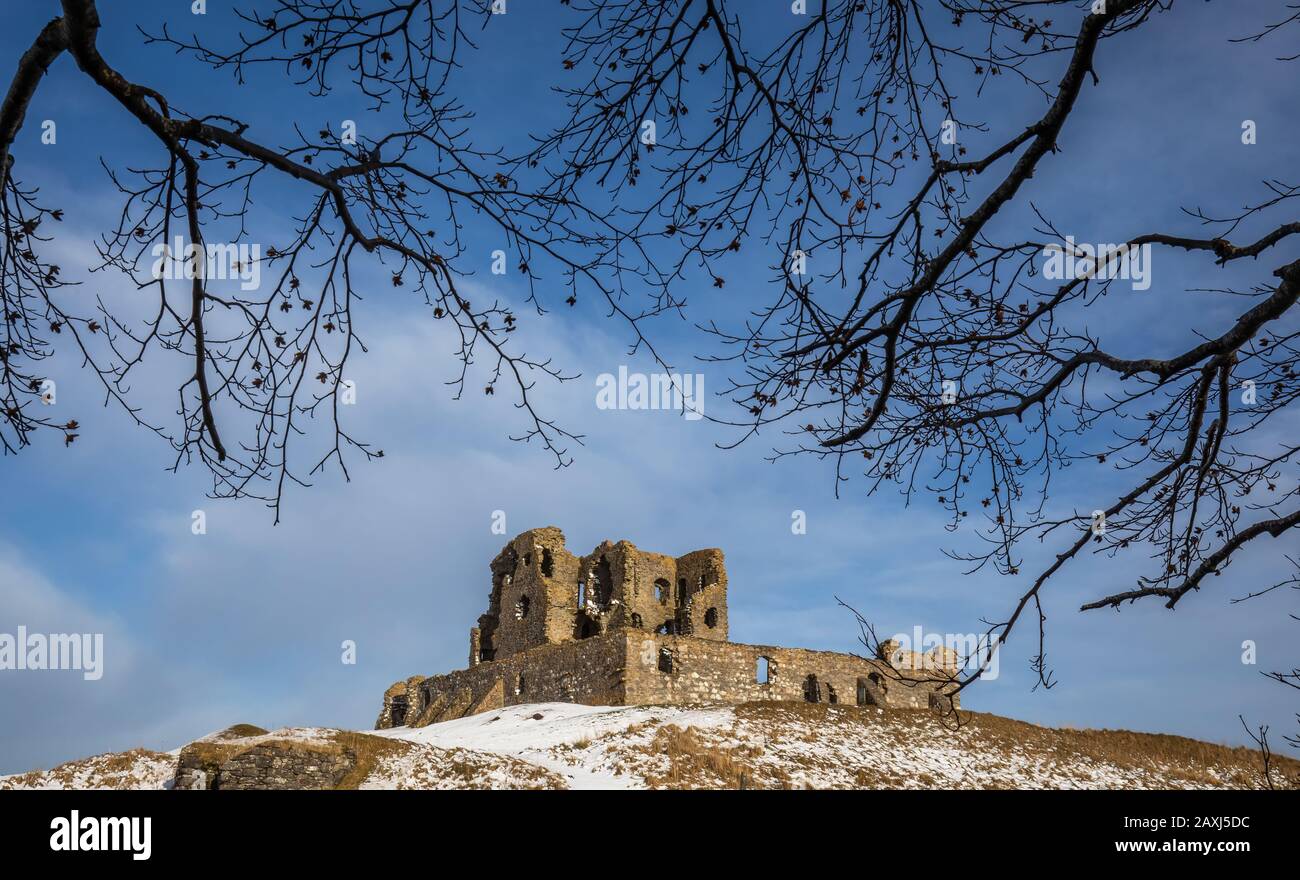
top-left (376, 527), bottom-right (959, 729)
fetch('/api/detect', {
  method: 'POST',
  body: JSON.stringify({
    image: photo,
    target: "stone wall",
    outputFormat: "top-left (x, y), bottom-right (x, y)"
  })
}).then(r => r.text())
top-left (475, 527), bottom-right (581, 664)
top-left (586, 543), bottom-right (728, 641)
top-left (213, 742), bottom-right (354, 790)
top-left (379, 527), bottom-right (957, 729)
top-left (174, 729), bottom-right (357, 791)
top-left (377, 631), bottom-right (957, 729)
top-left (622, 633), bottom-right (956, 711)
top-left (469, 528), bottom-right (729, 667)
top-left (174, 746), bottom-right (224, 791)
top-left (173, 724), bottom-right (269, 790)
top-left (673, 549), bottom-right (728, 639)
top-left (374, 676), bottom-right (425, 728)
top-left (380, 632), bottom-right (630, 728)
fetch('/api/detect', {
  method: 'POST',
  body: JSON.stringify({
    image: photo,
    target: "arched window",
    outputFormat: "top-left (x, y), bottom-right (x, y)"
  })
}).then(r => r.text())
top-left (803, 674), bottom-right (821, 703)
top-left (756, 656), bottom-right (771, 685)
top-left (654, 578), bottom-right (670, 604)
top-left (704, 607), bottom-right (718, 628)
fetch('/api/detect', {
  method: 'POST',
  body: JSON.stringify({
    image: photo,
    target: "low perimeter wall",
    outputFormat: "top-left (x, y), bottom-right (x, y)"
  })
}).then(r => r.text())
top-left (624, 633), bottom-right (953, 710)
top-left (376, 632), bottom-right (957, 729)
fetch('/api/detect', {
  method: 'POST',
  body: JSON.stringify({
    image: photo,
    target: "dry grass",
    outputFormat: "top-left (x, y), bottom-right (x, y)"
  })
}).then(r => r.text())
top-left (0, 748), bottom-right (175, 790)
top-left (952, 711), bottom-right (1300, 788)
top-left (178, 741), bottom-right (248, 780)
top-left (176, 725), bottom-right (411, 790)
top-left (429, 748), bottom-right (562, 790)
top-left (329, 731), bottom-right (412, 789)
top-left (13, 702), bottom-right (1294, 790)
top-left (641, 724), bottom-right (784, 789)
top-left (190, 728), bottom-right (560, 790)
top-left (734, 700), bottom-right (845, 725)
top-left (218, 723), bottom-right (268, 739)
top-left (732, 701), bottom-right (1300, 789)
top-left (175, 723), bottom-right (274, 787)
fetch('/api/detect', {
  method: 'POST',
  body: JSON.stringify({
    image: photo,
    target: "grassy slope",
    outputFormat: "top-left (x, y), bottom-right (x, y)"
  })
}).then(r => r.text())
top-left (4, 702), bottom-right (1296, 790)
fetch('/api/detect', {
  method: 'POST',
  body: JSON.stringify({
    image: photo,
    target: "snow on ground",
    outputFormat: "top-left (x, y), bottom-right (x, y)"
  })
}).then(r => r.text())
top-left (2, 702), bottom-right (1281, 789)
top-left (374, 702), bottom-right (733, 790)
top-left (360, 743), bottom-right (567, 790)
top-left (378, 701), bottom-right (1273, 790)
top-left (1, 749), bottom-right (177, 790)
top-left (191, 725), bottom-right (337, 746)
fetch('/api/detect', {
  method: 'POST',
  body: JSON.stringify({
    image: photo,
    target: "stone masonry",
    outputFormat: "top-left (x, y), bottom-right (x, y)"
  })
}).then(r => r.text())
top-left (207, 742), bottom-right (354, 790)
top-left (173, 726), bottom-right (358, 791)
top-left (377, 527), bottom-right (959, 730)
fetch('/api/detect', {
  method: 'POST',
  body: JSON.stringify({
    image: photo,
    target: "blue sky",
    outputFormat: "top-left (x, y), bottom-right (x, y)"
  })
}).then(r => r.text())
top-left (1, 1), bottom-right (1297, 773)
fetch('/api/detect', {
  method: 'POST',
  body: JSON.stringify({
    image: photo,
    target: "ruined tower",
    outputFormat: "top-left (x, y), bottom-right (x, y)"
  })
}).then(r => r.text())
top-left (470, 526), bottom-right (728, 667)
top-left (377, 527), bottom-right (958, 729)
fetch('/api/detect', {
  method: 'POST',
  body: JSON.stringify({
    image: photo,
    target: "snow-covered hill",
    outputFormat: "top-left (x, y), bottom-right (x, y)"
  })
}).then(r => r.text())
top-left (4, 702), bottom-right (1294, 790)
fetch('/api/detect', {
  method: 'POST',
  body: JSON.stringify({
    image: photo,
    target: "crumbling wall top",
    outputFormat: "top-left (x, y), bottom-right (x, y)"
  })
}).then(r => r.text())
top-left (475, 528), bottom-right (730, 661)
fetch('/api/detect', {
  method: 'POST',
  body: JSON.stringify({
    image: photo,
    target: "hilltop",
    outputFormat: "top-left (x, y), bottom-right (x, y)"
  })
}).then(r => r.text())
top-left (3, 702), bottom-right (1294, 790)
